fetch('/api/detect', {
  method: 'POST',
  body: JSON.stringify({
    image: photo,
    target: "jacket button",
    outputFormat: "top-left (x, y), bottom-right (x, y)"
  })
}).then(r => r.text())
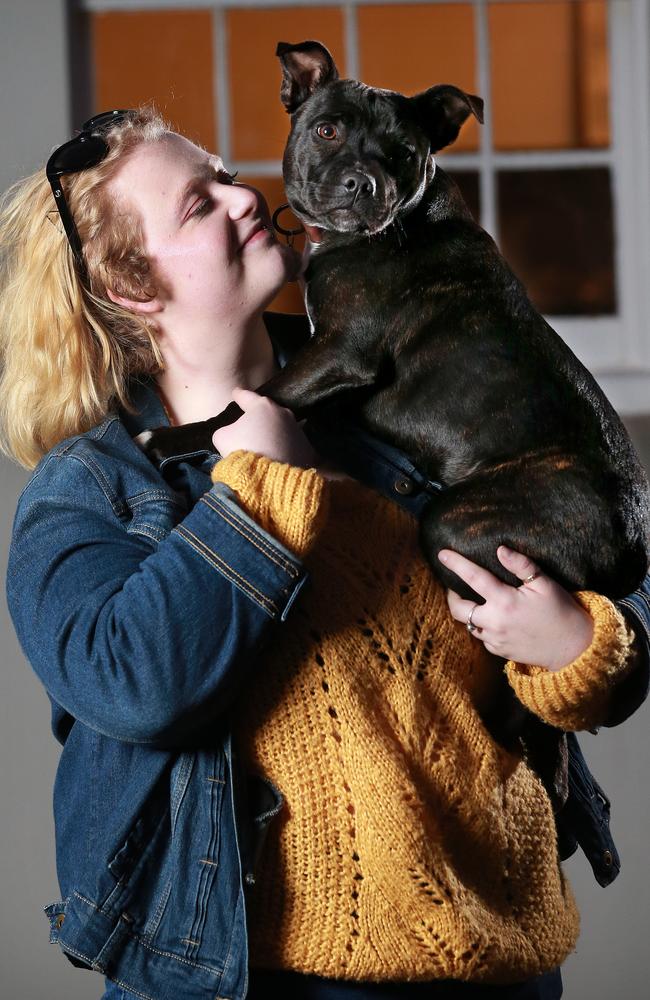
top-left (55, 914), bottom-right (65, 929)
top-left (245, 872), bottom-right (256, 886)
top-left (394, 477), bottom-right (415, 495)
top-left (603, 850), bottom-right (613, 866)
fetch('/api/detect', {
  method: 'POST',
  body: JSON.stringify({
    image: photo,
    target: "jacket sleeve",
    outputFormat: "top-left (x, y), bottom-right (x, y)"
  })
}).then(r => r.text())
top-left (605, 571), bottom-right (650, 727)
top-left (6, 448), bottom-right (329, 748)
top-left (503, 591), bottom-right (639, 731)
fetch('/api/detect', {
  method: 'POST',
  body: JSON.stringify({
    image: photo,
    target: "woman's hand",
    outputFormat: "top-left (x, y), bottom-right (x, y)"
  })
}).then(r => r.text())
top-left (439, 545), bottom-right (594, 671)
top-left (212, 387), bottom-right (319, 468)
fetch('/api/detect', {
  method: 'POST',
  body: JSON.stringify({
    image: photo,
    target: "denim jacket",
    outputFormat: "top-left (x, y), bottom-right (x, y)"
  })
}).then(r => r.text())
top-left (6, 311), bottom-right (650, 1000)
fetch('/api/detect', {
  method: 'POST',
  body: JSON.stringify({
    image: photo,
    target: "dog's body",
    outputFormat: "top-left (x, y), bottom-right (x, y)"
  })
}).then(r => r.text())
top-left (141, 40), bottom-right (649, 603)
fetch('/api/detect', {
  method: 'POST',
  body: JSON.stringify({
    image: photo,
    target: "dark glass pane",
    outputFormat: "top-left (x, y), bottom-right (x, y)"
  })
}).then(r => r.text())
top-left (447, 170), bottom-right (480, 224)
top-left (497, 167), bottom-right (616, 315)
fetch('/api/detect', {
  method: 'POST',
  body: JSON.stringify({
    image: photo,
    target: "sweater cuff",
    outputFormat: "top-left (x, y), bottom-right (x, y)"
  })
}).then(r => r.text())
top-left (210, 449), bottom-right (330, 559)
top-left (504, 591), bottom-right (637, 731)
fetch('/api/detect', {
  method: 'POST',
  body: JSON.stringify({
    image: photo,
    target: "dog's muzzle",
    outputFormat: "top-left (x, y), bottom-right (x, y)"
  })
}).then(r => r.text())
top-left (341, 170), bottom-right (377, 201)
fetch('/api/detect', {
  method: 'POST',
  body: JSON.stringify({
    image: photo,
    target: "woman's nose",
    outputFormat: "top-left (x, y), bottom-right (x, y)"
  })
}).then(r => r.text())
top-left (224, 182), bottom-right (261, 221)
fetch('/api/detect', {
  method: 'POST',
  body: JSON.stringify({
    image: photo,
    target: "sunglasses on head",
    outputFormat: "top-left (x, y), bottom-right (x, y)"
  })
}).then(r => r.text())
top-left (46, 109), bottom-right (134, 284)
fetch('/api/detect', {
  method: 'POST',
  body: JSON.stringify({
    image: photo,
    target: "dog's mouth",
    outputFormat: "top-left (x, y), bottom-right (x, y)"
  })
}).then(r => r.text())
top-left (287, 173), bottom-right (401, 236)
top-left (296, 203), bottom-right (397, 237)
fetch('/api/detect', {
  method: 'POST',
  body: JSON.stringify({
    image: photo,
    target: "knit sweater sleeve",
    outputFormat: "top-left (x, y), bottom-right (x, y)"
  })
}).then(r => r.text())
top-left (504, 591), bottom-right (638, 731)
top-left (210, 449), bottom-right (330, 559)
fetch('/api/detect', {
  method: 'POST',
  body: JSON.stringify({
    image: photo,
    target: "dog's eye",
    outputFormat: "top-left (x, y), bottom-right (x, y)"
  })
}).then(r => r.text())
top-left (316, 124), bottom-right (338, 141)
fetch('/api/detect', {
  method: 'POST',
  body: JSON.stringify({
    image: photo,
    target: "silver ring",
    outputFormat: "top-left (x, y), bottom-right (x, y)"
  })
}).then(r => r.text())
top-left (466, 604), bottom-right (480, 634)
top-left (522, 570), bottom-right (541, 586)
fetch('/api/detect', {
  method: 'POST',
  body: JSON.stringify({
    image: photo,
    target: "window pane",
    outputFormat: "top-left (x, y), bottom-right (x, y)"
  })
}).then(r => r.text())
top-left (497, 167), bottom-right (616, 315)
top-left (92, 10), bottom-right (216, 149)
top-left (489, 1), bottom-right (610, 151)
top-left (228, 8), bottom-right (346, 162)
top-left (359, 3), bottom-right (479, 154)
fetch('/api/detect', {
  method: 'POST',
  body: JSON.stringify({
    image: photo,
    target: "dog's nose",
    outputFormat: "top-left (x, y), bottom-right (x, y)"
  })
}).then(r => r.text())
top-left (341, 171), bottom-right (376, 199)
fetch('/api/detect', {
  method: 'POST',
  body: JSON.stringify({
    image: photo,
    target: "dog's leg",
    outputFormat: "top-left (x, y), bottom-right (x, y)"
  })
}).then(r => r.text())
top-left (134, 400), bottom-right (245, 467)
top-left (255, 337), bottom-right (381, 417)
top-left (137, 339), bottom-right (381, 465)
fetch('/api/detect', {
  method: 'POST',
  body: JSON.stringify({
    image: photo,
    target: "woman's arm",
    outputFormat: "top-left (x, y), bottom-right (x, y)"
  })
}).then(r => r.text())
top-left (6, 447), bottom-right (329, 748)
top-left (440, 545), bottom-right (647, 732)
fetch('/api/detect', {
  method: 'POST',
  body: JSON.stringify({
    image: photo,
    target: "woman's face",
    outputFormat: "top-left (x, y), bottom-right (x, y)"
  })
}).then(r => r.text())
top-left (108, 132), bottom-right (300, 328)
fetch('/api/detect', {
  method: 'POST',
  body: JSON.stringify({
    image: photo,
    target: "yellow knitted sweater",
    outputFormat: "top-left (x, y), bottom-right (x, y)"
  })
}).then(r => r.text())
top-left (211, 450), bottom-right (636, 985)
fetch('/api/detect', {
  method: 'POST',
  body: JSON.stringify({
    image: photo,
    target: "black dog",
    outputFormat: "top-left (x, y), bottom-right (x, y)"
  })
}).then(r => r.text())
top-left (141, 39), bottom-right (649, 605)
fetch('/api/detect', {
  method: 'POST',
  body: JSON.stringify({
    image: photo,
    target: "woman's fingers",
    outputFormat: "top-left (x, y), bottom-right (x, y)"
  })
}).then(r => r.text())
top-left (438, 548), bottom-right (510, 603)
top-left (231, 386), bottom-right (297, 420)
top-left (496, 544), bottom-right (544, 588)
top-left (446, 589), bottom-right (485, 630)
top-left (230, 386), bottom-right (260, 409)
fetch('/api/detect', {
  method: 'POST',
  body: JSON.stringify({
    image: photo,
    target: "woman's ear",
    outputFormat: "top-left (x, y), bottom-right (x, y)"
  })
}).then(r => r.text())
top-left (105, 287), bottom-right (163, 315)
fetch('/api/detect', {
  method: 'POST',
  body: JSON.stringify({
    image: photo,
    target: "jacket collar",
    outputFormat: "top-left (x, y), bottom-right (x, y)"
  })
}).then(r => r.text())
top-left (119, 311), bottom-right (312, 445)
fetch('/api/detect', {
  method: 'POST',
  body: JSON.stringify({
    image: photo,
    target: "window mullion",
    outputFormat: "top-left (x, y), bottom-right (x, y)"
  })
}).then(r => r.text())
top-left (214, 4), bottom-right (231, 167)
top-left (608, 0), bottom-right (649, 369)
top-left (475, 0), bottom-right (497, 244)
top-left (344, 3), bottom-right (360, 79)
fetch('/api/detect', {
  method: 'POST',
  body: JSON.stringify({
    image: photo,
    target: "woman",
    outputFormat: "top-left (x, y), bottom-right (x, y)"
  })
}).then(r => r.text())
top-left (1, 107), bottom-right (648, 1000)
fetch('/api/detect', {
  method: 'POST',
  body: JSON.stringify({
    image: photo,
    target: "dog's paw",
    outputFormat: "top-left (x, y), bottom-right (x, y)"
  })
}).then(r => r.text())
top-left (133, 429), bottom-right (153, 450)
top-left (132, 425), bottom-right (181, 467)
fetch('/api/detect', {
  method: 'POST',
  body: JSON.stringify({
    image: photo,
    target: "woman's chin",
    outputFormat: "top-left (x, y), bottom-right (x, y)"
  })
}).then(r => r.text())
top-left (277, 241), bottom-right (303, 283)
top-left (247, 241), bottom-right (303, 310)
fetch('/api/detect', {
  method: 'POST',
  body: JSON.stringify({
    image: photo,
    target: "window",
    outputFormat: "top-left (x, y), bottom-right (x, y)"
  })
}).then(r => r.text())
top-left (84, 0), bottom-right (650, 409)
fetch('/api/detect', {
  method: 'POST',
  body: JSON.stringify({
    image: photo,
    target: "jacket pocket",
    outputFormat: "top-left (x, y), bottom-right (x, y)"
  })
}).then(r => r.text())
top-left (44, 899), bottom-right (92, 970)
top-left (101, 770), bottom-right (173, 921)
top-left (556, 733), bottom-right (620, 886)
top-left (244, 771), bottom-right (284, 886)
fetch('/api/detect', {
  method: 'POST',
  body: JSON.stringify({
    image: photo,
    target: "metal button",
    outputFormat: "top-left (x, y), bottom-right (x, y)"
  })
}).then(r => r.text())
top-left (603, 850), bottom-right (613, 866)
top-left (244, 872), bottom-right (256, 886)
top-left (54, 914), bottom-right (65, 929)
top-left (394, 477), bottom-right (415, 495)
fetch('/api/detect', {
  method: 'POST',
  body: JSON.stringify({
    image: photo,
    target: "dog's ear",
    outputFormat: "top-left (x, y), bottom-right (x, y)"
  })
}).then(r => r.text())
top-left (276, 40), bottom-right (340, 113)
top-left (412, 85), bottom-right (484, 152)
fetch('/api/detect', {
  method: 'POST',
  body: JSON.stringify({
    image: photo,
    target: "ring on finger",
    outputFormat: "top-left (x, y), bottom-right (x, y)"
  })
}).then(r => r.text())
top-left (522, 570), bottom-right (541, 586)
top-left (466, 604), bottom-right (481, 634)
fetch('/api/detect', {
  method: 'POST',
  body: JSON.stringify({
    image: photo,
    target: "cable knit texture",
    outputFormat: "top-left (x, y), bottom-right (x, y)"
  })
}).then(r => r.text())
top-left (211, 451), bottom-right (633, 985)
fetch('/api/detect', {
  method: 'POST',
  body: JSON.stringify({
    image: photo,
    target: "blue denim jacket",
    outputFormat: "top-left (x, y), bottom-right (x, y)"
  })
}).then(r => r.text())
top-left (6, 312), bottom-right (649, 1000)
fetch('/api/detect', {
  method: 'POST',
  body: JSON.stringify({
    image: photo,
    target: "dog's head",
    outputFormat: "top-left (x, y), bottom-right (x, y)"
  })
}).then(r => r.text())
top-left (276, 40), bottom-right (483, 237)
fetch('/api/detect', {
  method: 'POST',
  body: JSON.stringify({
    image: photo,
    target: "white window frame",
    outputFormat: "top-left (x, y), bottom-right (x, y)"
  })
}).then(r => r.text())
top-left (83, 0), bottom-right (650, 412)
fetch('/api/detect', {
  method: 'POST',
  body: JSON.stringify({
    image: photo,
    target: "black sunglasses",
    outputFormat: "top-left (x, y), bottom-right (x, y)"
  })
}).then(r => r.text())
top-left (46, 110), bottom-right (134, 284)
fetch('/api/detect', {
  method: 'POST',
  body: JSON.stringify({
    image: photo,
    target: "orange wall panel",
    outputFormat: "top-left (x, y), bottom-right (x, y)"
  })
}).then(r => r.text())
top-left (576, 1), bottom-right (610, 148)
top-left (228, 8), bottom-right (346, 162)
top-left (358, 3), bottom-right (479, 153)
top-left (489, 0), bottom-right (609, 151)
top-left (93, 10), bottom-right (216, 150)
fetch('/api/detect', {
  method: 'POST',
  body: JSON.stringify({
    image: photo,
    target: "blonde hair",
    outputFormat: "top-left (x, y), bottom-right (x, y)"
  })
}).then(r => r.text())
top-left (0, 106), bottom-right (172, 469)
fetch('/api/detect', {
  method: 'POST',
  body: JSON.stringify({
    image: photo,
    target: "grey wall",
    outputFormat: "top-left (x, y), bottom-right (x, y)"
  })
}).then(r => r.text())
top-left (561, 416), bottom-right (650, 1000)
top-left (0, 3), bottom-right (648, 999)
top-left (0, 4), bottom-right (86, 998)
